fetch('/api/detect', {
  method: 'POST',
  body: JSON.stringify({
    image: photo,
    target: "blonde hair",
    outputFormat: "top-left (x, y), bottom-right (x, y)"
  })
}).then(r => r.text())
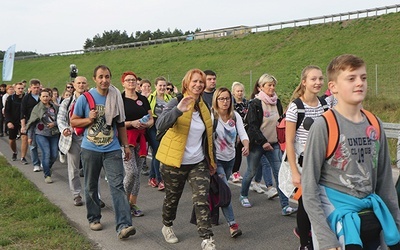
top-left (212, 87), bottom-right (234, 121)
top-left (290, 65), bottom-right (322, 102)
top-left (231, 81), bottom-right (245, 98)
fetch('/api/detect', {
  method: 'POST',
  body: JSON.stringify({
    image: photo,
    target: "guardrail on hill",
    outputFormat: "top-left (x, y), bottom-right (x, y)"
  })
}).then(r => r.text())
top-left (5, 4), bottom-right (400, 61)
top-left (383, 123), bottom-right (400, 168)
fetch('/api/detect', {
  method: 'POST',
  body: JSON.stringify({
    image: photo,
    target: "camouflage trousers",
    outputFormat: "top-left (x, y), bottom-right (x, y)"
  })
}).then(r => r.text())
top-left (160, 161), bottom-right (213, 239)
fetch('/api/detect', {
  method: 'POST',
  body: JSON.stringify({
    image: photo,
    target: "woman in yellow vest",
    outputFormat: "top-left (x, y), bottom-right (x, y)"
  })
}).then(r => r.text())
top-left (156, 69), bottom-right (217, 250)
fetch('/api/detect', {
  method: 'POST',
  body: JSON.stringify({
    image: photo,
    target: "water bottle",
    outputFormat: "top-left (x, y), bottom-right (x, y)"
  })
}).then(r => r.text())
top-left (139, 114), bottom-right (150, 124)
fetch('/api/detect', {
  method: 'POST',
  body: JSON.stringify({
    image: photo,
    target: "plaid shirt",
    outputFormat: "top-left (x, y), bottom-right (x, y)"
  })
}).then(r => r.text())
top-left (57, 95), bottom-right (76, 154)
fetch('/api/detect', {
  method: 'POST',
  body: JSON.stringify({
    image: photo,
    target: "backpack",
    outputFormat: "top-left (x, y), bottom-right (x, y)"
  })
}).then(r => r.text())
top-left (277, 96), bottom-right (329, 151)
top-left (70, 92), bottom-right (96, 136)
top-left (322, 108), bottom-right (380, 159)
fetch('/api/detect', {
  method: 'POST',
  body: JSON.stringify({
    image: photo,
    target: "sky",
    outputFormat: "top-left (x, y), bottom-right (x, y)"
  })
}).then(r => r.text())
top-left (2, 0), bottom-right (399, 54)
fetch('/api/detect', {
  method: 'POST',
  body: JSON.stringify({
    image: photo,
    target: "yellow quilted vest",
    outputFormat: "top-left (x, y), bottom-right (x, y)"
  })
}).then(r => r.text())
top-left (156, 99), bottom-right (215, 169)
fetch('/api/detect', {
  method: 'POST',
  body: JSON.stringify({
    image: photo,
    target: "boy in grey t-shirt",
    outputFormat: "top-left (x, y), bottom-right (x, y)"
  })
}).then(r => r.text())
top-left (302, 54), bottom-right (400, 250)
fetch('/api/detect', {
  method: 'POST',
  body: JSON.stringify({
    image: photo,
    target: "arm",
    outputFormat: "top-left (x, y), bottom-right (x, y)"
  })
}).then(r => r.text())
top-left (246, 99), bottom-right (268, 146)
top-left (57, 98), bottom-right (72, 137)
top-left (285, 120), bottom-right (301, 187)
top-left (235, 111), bottom-right (249, 156)
top-left (117, 123), bottom-right (132, 161)
top-left (69, 95), bottom-right (97, 128)
top-left (302, 118), bottom-right (341, 249)
top-left (155, 97), bottom-right (183, 132)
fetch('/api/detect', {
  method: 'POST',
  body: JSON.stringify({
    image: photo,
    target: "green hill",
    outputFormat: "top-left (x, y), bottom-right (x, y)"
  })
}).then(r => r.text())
top-left (3, 12), bottom-right (400, 121)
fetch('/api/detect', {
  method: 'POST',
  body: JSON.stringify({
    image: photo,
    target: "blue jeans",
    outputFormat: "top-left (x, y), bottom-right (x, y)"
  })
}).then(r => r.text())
top-left (81, 148), bottom-right (132, 233)
top-left (216, 158), bottom-right (236, 226)
top-left (254, 155), bottom-right (273, 186)
top-left (30, 133), bottom-right (41, 166)
top-left (35, 134), bottom-right (58, 177)
top-left (241, 143), bottom-right (288, 208)
top-left (147, 125), bottom-right (161, 182)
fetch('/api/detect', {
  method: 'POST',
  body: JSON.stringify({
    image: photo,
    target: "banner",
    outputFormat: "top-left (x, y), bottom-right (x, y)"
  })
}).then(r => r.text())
top-left (2, 44), bottom-right (16, 82)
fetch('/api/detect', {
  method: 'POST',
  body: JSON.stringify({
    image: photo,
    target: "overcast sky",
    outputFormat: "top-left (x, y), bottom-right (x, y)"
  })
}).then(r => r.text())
top-left (2, 0), bottom-right (399, 54)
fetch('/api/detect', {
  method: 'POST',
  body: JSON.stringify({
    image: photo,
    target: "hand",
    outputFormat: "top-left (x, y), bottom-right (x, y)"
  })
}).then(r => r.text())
top-left (89, 110), bottom-right (97, 121)
top-left (123, 147), bottom-right (132, 161)
top-left (291, 171), bottom-right (302, 188)
top-left (63, 128), bottom-right (72, 137)
top-left (28, 138), bottom-right (32, 145)
top-left (209, 166), bottom-right (216, 175)
top-left (242, 146), bottom-right (249, 156)
top-left (47, 122), bottom-right (55, 128)
top-left (262, 142), bottom-right (273, 151)
top-left (177, 96), bottom-right (194, 112)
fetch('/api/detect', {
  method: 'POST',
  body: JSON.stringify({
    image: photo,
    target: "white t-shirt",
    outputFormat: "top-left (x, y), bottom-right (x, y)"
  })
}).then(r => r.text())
top-left (181, 111), bottom-right (205, 165)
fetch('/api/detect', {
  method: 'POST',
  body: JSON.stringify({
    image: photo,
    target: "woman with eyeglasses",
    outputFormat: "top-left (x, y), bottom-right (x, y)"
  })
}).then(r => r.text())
top-left (65, 83), bottom-right (75, 93)
top-left (121, 71), bottom-right (154, 217)
top-left (147, 76), bottom-right (173, 191)
top-left (239, 73), bottom-right (298, 215)
top-left (166, 82), bottom-right (178, 98)
top-left (212, 87), bottom-right (249, 238)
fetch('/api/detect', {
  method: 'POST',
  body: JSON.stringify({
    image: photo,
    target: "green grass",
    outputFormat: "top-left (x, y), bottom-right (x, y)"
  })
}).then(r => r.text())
top-left (0, 156), bottom-right (95, 250)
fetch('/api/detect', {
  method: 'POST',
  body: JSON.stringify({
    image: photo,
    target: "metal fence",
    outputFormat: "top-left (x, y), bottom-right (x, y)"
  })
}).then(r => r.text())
top-left (5, 4), bottom-right (400, 62)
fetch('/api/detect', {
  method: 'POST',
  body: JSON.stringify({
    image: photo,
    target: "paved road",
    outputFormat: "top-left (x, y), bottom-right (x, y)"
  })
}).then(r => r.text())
top-left (0, 135), bottom-right (302, 250)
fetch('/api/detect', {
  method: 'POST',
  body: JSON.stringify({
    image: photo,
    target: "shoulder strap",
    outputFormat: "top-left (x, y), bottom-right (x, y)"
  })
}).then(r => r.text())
top-left (293, 98), bottom-right (305, 130)
top-left (317, 96), bottom-right (329, 111)
top-left (83, 92), bottom-right (96, 110)
top-left (277, 98), bottom-right (283, 117)
top-left (323, 109), bottom-right (381, 159)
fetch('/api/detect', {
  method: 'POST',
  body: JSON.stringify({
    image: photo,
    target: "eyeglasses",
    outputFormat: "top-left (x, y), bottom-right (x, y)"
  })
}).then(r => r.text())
top-left (125, 79), bottom-right (136, 82)
top-left (166, 88), bottom-right (173, 91)
top-left (217, 97), bottom-right (231, 102)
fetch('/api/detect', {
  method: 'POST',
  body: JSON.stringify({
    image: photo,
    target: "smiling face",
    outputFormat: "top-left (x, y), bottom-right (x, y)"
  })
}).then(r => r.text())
top-left (39, 90), bottom-right (52, 105)
top-left (186, 73), bottom-right (205, 98)
top-left (156, 80), bottom-right (167, 95)
top-left (302, 68), bottom-right (324, 95)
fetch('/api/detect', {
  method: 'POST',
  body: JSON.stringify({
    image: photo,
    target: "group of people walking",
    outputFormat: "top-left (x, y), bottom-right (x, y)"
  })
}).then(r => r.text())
top-left (1, 54), bottom-right (399, 250)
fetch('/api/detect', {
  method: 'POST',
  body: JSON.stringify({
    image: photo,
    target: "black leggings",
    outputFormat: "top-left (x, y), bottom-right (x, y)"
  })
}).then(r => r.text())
top-left (297, 196), bottom-right (312, 247)
top-left (232, 141), bottom-right (243, 173)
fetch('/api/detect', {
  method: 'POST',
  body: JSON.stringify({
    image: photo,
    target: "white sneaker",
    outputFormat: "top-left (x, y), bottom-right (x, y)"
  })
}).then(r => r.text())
top-left (250, 182), bottom-right (264, 194)
top-left (59, 152), bottom-right (66, 163)
top-left (265, 186), bottom-right (278, 199)
top-left (162, 225), bottom-right (178, 244)
top-left (201, 237), bottom-right (216, 250)
top-left (33, 165), bottom-right (41, 172)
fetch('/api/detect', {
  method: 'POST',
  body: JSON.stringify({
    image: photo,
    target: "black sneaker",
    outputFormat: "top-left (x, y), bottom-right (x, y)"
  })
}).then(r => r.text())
top-left (12, 153), bottom-right (17, 161)
top-left (21, 157), bottom-right (28, 165)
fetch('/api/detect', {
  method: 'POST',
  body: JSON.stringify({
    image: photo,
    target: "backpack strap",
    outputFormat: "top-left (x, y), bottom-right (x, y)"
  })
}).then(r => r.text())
top-left (293, 98), bottom-right (305, 130)
top-left (323, 109), bottom-right (380, 159)
top-left (83, 92), bottom-right (96, 110)
top-left (317, 96), bottom-right (329, 112)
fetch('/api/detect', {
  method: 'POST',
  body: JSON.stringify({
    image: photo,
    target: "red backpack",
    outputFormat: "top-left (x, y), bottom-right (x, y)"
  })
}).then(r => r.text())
top-left (69, 92), bottom-right (96, 136)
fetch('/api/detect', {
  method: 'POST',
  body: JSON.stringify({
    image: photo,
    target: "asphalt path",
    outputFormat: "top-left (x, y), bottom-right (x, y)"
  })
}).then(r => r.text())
top-left (0, 135), bottom-right (301, 250)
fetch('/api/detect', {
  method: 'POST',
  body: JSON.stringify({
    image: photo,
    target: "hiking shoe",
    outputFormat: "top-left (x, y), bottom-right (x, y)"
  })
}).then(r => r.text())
top-left (158, 181), bottom-right (165, 191)
top-left (250, 182), bottom-right (264, 194)
top-left (118, 226), bottom-right (136, 239)
top-left (229, 223), bottom-right (242, 238)
top-left (12, 153), bottom-right (17, 161)
top-left (131, 204), bottom-right (144, 217)
top-left (231, 172), bottom-right (241, 183)
top-left (89, 221), bottom-right (103, 231)
top-left (45, 176), bottom-right (53, 183)
top-left (282, 205), bottom-right (298, 216)
top-left (100, 200), bottom-right (105, 208)
top-left (201, 237), bottom-right (216, 250)
top-left (33, 165), bottom-right (41, 172)
top-left (21, 157), bottom-right (28, 165)
top-left (74, 196), bottom-right (83, 206)
top-left (59, 152), bottom-right (66, 163)
top-left (265, 186), bottom-right (279, 199)
top-left (239, 195), bottom-right (252, 208)
top-left (148, 178), bottom-right (158, 188)
top-left (162, 225), bottom-right (179, 244)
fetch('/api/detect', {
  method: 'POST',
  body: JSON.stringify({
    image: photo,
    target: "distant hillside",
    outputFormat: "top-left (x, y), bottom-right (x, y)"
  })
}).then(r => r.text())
top-left (3, 12), bottom-right (400, 119)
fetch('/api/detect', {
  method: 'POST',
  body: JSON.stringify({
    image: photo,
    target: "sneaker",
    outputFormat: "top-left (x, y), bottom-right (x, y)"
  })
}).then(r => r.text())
top-left (148, 178), bottom-right (158, 188)
top-left (12, 153), bottom-right (17, 161)
top-left (74, 196), bottom-right (83, 206)
top-left (201, 237), bottom-right (216, 250)
top-left (265, 186), bottom-right (279, 199)
top-left (141, 165), bottom-right (149, 176)
top-left (40, 164), bottom-right (44, 171)
top-left (100, 200), bottom-right (105, 208)
top-left (158, 181), bottom-right (165, 191)
top-left (118, 226), bottom-right (136, 239)
top-left (59, 152), bottom-right (66, 163)
top-left (131, 204), bottom-right (144, 217)
top-left (45, 176), bottom-right (53, 183)
top-left (250, 182), bottom-right (264, 194)
top-left (89, 221), bottom-right (103, 231)
top-left (231, 172), bottom-right (241, 183)
top-left (162, 225), bottom-right (179, 244)
top-left (239, 195), bottom-right (252, 208)
top-left (282, 205), bottom-right (298, 216)
top-left (21, 157), bottom-right (28, 165)
top-left (33, 165), bottom-right (41, 172)
top-left (229, 223), bottom-right (242, 238)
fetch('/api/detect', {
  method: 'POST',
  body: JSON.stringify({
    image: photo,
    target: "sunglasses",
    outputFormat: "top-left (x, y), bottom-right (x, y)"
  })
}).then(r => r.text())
top-left (66, 86), bottom-right (74, 89)
top-left (167, 88), bottom-right (173, 91)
